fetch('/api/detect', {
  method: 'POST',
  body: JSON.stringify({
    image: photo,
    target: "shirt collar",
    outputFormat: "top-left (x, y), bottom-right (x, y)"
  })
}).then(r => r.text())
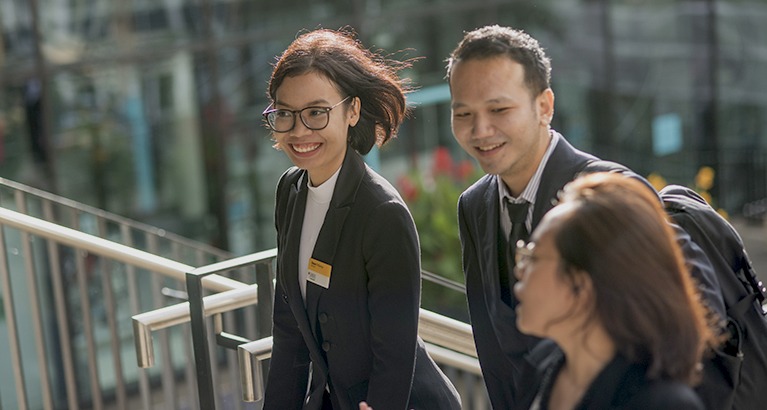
top-left (307, 166), bottom-right (341, 204)
top-left (497, 129), bottom-right (561, 206)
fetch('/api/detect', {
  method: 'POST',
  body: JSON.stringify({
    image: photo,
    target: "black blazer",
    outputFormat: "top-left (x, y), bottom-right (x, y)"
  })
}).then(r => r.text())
top-left (457, 137), bottom-right (597, 409)
top-left (264, 147), bottom-right (460, 410)
top-left (518, 344), bottom-right (705, 410)
top-left (456, 135), bottom-right (725, 409)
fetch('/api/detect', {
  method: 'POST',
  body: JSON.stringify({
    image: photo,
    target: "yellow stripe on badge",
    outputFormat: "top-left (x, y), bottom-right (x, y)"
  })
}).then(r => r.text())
top-left (307, 258), bottom-right (332, 289)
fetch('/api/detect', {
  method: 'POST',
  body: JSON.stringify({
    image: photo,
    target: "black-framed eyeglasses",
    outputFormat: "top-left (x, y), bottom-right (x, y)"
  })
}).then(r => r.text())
top-left (262, 96), bottom-right (351, 133)
top-left (514, 240), bottom-right (559, 268)
top-left (515, 240), bottom-right (536, 268)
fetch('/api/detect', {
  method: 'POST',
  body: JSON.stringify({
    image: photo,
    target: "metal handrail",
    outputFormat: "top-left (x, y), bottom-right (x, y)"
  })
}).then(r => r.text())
top-left (128, 241), bottom-right (478, 406)
top-left (238, 336), bottom-right (273, 402)
top-left (131, 248), bottom-right (277, 368)
top-left (0, 177), bottom-right (229, 258)
top-left (236, 311), bottom-right (480, 402)
top-left (419, 309), bottom-right (476, 357)
top-left (132, 284), bottom-right (258, 368)
top-left (0, 186), bottom-right (484, 408)
top-left (0, 206), bottom-right (245, 292)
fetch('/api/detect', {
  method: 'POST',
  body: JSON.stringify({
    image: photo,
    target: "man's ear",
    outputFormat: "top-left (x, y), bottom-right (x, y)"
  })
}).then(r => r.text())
top-left (537, 88), bottom-right (555, 126)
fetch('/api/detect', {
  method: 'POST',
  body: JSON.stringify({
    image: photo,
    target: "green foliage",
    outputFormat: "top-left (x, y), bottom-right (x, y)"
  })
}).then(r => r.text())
top-left (397, 147), bottom-right (483, 320)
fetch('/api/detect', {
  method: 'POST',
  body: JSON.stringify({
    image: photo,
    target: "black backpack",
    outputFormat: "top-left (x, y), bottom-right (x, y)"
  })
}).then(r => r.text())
top-left (660, 185), bottom-right (767, 410)
top-left (580, 161), bottom-right (767, 409)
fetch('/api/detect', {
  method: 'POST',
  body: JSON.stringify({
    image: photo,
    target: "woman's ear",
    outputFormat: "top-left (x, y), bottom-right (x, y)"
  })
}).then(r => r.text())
top-left (571, 270), bottom-right (593, 297)
top-left (348, 96), bottom-right (361, 127)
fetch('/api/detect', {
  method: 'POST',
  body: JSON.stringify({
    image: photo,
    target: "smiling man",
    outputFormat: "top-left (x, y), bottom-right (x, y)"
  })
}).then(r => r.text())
top-left (445, 25), bottom-right (727, 409)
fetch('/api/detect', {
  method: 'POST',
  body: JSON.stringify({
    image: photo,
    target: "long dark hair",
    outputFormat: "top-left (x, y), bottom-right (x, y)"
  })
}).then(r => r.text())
top-left (268, 28), bottom-right (413, 155)
top-left (556, 173), bottom-right (720, 384)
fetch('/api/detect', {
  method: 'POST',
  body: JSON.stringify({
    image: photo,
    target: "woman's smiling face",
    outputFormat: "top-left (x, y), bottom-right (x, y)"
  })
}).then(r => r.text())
top-left (272, 71), bottom-right (359, 186)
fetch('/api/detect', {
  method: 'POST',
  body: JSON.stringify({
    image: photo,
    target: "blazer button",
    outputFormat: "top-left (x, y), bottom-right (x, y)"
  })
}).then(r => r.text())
top-left (322, 341), bottom-right (331, 352)
top-left (282, 294), bottom-right (289, 303)
top-left (318, 312), bottom-right (328, 323)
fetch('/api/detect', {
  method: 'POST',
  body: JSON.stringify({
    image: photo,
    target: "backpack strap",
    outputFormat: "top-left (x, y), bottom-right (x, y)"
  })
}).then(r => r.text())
top-left (661, 184), bottom-right (767, 313)
top-left (741, 252), bottom-right (767, 312)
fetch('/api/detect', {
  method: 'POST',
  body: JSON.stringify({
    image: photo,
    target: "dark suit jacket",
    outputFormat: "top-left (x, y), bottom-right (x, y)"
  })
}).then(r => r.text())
top-left (264, 147), bottom-right (460, 410)
top-left (457, 135), bottom-right (725, 409)
top-left (518, 343), bottom-right (705, 410)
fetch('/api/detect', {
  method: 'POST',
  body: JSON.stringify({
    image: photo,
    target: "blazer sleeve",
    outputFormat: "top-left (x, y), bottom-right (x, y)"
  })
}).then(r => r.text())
top-left (361, 199), bottom-right (421, 410)
top-left (457, 196), bottom-right (516, 407)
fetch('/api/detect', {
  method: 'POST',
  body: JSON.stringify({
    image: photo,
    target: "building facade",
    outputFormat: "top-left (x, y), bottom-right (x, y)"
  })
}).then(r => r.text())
top-left (1, 0), bottom-right (766, 252)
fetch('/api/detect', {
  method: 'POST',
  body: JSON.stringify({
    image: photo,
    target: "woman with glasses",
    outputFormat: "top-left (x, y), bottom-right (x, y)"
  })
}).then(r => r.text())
top-left (262, 28), bottom-right (460, 410)
top-left (512, 172), bottom-right (720, 410)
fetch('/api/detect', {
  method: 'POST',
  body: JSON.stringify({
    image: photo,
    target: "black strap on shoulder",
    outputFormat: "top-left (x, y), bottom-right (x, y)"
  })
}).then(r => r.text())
top-left (661, 184), bottom-right (767, 310)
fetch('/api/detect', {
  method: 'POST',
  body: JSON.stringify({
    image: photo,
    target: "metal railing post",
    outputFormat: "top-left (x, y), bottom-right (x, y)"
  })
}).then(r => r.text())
top-left (187, 270), bottom-right (217, 409)
top-left (177, 251), bottom-right (272, 409)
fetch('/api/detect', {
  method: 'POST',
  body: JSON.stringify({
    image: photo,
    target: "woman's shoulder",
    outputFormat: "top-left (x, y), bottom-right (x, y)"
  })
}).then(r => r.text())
top-left (275, 166), bottom-right (302, 195)
top-left (621, 379), bottom-right (704, 410)
top-left (358, 165), bottom-right (407, 205)
top-left (585, 355), bottom-right (705, 410)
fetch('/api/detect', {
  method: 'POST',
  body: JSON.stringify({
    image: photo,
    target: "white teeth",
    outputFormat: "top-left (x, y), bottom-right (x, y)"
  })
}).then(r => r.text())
top-left (478, 143), bottom-right (503, 152)
top-left (293, 143), bottom-right (320, 153)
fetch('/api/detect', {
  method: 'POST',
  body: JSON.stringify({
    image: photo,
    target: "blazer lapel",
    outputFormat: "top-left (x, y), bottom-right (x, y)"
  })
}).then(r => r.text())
top-left (532, 137), bottom-right (597, 230)
top-left (478, 176), bottom-right (504, 306)
top-left (283, 171), bottom-right (308, 308)
top-left (305, 147), bottom-right (360, 339)
top-left (281, 173), bottom-right (332, 367)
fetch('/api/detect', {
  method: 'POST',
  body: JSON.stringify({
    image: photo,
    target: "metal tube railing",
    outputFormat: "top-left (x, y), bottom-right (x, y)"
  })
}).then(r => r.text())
top-left (70, 208), bottom-right (104, 410)
top-left (0, 199), bottom-right (480, 409)
top-left (15, 192), bottom-right (54, 410)
top-left (0, 219), bottom-right (29, 410)
top-left (184, 248), bottom-right (277, 409)
top-left (236, 310), bottom-right (480, 403)
top-left (43, 201), bottom-right (79, 410)
top-left (0, 205), bottom-right (250, 408)
top-left (132, 284), bottom-right (259, 368)
top-left (418, 309), bottom-right (476, 357)
top-left (1, 203), bottom-right (482, 408)
top-left (0, 177), bottom-right (229, 259)
top-left (0, 206), bottom-right (245, 292)
top-left (238, 336), bottom-right (273, 402)
top-left (128, 243), bottom-right (477, 407)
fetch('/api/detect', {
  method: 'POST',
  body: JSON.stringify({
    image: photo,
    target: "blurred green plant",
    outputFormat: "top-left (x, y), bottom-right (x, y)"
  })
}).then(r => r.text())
top-left (397, 147), bottom-right (483, 320)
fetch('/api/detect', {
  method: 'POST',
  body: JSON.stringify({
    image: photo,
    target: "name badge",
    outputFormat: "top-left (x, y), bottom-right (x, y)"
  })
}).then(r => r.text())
top-left (307, 258), bottom-right (332, 289)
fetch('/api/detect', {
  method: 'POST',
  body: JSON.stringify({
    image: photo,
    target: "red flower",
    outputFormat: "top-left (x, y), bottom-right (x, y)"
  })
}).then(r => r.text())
top-left (398, 174), bottom-right (419, 202)
top-left (455, 160), bottom-right (475, 181)
top-left (432, 146), bottom-right (453, 176)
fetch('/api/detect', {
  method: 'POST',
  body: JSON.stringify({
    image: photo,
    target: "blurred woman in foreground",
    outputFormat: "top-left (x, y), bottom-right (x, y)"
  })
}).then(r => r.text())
top-left (512, 173), bottom-right (720, 409)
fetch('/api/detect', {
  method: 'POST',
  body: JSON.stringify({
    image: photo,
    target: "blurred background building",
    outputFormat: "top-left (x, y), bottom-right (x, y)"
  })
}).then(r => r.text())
top-left (1, 0), bottom-right (767, 408)
top-left (2, 0), bottom-right (765, 254)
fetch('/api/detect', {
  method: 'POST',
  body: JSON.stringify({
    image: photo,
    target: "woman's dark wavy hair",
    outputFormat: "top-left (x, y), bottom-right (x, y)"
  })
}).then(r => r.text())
top-left (555, 173), bottom-right (720, 384)
top-left (268, 28), bottom-right (413, 155)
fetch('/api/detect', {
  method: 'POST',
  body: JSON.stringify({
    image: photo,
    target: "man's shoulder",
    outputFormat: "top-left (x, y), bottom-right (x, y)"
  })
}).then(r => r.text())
top-left (459, 174), bottom-right (496, 203)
